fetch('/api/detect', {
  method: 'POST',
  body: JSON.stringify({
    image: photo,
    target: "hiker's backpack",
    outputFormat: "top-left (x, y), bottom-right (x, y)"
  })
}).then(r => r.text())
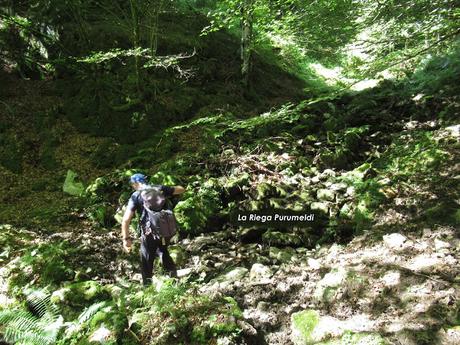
top-left (139, 186), bottom-right (177, 239)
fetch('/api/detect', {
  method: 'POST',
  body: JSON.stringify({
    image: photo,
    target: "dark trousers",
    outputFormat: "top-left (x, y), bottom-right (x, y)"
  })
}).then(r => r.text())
top-left (140, 234), bottom-right (177, 285)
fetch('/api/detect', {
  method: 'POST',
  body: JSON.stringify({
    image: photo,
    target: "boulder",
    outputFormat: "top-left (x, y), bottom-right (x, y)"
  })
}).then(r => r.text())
top-left (291, 309), bottom-right (320, 344)
top-left (291, 310), bottom-right (384, 345)
top-left (437, 326), bottom-right (460, 345)
top-left (434, 238), bottom-right (451, 251)
top-left (269, 247), bottom-right (295, 263)
top-left (310, 202), bottom-right (329, 214)
top-left (320, 169), bottom-right (336, 179)
top-left (51, 281), bottom-right (111, 306)
top-left (339, 203), bottom-right (354, 219)
top-left (218, 267), bottom-right (249, 283)
top-left (383, 233), bottom-right (407, 251)
top-left (239, 227), bottom-right (266, 243)
top-left (88, 325), bottom-right (114, 343)
top-left (168, 245), bottom-right (188, 267)
top-left (313, 267), bottom-right (348, 303)
top-left (317, 189), bottom-right (335, 202)
top-left (262, 230), bottom-right (302, 247)
top-left (307, 258), bottom-right (321, 270)
top-left (380, 271), bottom-right (401, 287)
top-left (249, 263), bottom-right (273, 283)
top-left (330, 182), bottom-right (348, 191)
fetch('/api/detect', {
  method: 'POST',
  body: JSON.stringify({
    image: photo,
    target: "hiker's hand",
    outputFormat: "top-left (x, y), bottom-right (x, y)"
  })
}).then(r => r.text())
top-left (123, 238), bottom-right (133, 253)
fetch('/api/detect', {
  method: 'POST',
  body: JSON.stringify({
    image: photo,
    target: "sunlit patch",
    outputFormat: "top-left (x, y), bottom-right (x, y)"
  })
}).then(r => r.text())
top-left (380, 271), bottom-right (400, 287)
top-left (351, 79), bottom-right (379, 91)
top-left (309, 63), bottom-right (345, 86)
top-left (89, 326), bottom-right (113, 342)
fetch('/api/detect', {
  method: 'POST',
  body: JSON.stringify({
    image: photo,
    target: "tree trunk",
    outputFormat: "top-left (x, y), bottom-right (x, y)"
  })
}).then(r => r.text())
top-left (147, 0), bottom-right (163, 99)
top-left (148, 0), bottom-right (163, 56)
top-left (241, 0), bottom-right (254, 88)
top-left (129, 0), bottom-right (142, 98)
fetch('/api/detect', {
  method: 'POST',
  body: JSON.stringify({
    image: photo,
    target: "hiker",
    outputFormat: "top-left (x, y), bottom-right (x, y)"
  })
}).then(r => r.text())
top-left (121, 173), bottom-right (185, 285)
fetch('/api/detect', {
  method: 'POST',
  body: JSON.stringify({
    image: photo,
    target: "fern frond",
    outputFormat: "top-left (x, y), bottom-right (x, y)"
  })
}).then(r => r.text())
top-left (0, 309), bottom-right (53, 345)
top-left (77, 301), bottom-right (109, 324)
top-left (25, 288), bottom-right (59, 320)
top-left (0, 288), bottom-right (63, 345)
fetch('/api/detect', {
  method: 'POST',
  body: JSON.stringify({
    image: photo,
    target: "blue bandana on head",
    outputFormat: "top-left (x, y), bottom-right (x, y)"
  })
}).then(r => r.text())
top-left (130, 173), bottom-right (147, 184)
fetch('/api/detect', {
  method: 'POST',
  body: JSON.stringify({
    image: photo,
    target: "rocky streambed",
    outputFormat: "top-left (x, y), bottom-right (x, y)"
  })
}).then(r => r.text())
top-left (168, 225), bottom-right (460, 345)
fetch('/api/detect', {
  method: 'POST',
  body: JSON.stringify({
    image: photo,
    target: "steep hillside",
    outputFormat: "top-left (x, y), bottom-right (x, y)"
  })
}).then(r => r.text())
top-left (1, 49), bottom-right (459, 344)
top-left (1, 3), bottom-right (460, 343)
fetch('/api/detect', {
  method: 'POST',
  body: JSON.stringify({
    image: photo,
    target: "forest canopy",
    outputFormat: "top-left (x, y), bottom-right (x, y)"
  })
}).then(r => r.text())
top-left (1, 0), bottom-right (459, 83)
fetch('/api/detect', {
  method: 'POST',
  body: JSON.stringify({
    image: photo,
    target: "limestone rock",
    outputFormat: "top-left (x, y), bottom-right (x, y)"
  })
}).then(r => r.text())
top-left (383, 233), bottom-right (407, 250)
top-left (346, 186), bottom-right (356, 197)
top-left (169, 245), bottom-right (188, 267)
top-left (311, 202), bottom-right (329, 214)
top-left (263, 230), bottom-right (302, 247)
top-left (435, 238), bottom-right (451, 251)
top-left (445, 124), bottom-right (460, 138)
top-left (313, 267), bottom-right (348, 303)
top-left (320, 169), bottom-right (336, 179)
top-left (269, 247), bottom-right (295, 263)
top-left (218, 267), bottom-right (249, 283)
top-left (291, 310), bottom-right (383, 345)
top-left (339, 203), bottom-right (354, 218)
top-left (311, 176), bottom-right (320, 184)
top-left (249, 263), bottom-right (273, 283)
top-left (330, 182), bottom-right (348, 191)
top-left (291, 309), bottom-right (321, 344)
top-left (380, 271), bottom-right (401, 287)
top-left (317, 189), bottom-right (335, 201)
top-left (307, 258), bottom-right (321, 270)
top-left (437, 326), bottom-right (460, 345)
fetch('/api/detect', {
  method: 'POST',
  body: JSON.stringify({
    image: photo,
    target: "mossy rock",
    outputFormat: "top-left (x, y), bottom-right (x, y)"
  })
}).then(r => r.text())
top-left (291, 310), bottom-right (387, 345)
top-left (174, 179), bottom-right (222, 234)
top-left (423, 202), bottom-right (459, 225)
top-left (313, 267), bottom-right (348, 303)
top-left (291, 309), bottom-right (320, 345)
top-left (128, 311), bottom-right (150, 333)
top-left (169, 245), bottom-right (188, 267)
top-left (255, 182), bottom-right (276, 200)
top-left (263, 230), bottom-right (303, 247)
top-left (317, 189), bottom-right (335, 202)
top-left (311, 202), bottom-right (329, 215)
top-left (87, 303), bottom-right (127, 341)
top-left (319, 332), bottom-right (388, 345)
top-left (215, 267), bottom-right (249, 283)
top-left (223, 173), bottom-right (250, 195)
top-left (318, 148), bottom-right (349, 169)
top-left (269, 246), bottom-right (296, 263)
top-left (339, 203), bottom-right (355, 219)
top-left (53, 281), bottom-right (111, 307)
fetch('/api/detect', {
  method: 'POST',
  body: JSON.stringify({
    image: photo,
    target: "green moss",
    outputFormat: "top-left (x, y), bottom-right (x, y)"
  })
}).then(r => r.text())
top-left (269, 246), bottom-right (296, 263)
top-left (263, 230), bottom-right (303, 247)
top-left (256, 182), bottom-right (275, 200)
top-left (174, 178), bottom-right (222, 234)
top-left (319, 331), bottom-right (388, 345)
top-left (65, 281), bottom-right (111, 305)
top-left (291, 309), bottom-right (320, 344)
